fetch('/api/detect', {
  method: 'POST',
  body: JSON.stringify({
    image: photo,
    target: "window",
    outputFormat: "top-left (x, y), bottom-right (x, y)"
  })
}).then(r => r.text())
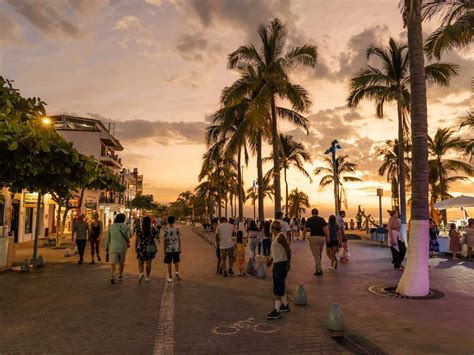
top-left (24, 207), bottom-right (34, 234)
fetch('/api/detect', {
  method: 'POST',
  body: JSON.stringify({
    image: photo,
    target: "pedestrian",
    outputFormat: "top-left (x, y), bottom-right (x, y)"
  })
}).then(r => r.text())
top-left (136, 216), bottom-right (157, 282)
top-left (449, 223), bottom-right (461, 260)
top-left (215, 240), bottom-right (222, 274)
top-left (108, 218), bottom-right (112, 229)
top-left (89, 212), bottom-right (102, 264)
top-left (337, 211), bottom-right (348, 263)
top-left (163, 216), bottom-right (182, 282)
top-left (215, 217), bottom-right (235, 277)
top-left (356, 212), bottom-right (362, 230)
top-left (349, 219), bottom-right (355, 230)
top-left (248, 220), bottom-right (259, 260)
top-left (300, 217), bottom-right (306, 240)
top-left (304, 209), bottom-right (328, 276)
top-left (275, 211), bottom-right (291, 244)
top-left (326, 215), bottom-right (340, 270)
top-left (105, 213), bottom-right (131, 284)
top-left (156, 216), bottom-right (162, 236)
top-left (258, 220), bottom-right (265, 256)
top-left (72, 214), bottom-right (89, 265)
top-left (235, 231), bottom-right (246, 276)
top-left (266, 221), bottom-right (291, 320)
top-left (291, 217), bottom-right (299, 240)
top-left (387, 210), bottom-right (406, 269)
top-left (464, 218), bottom-right (474, 261)
top-left (429, 218), bottom-right (440, 257)
top-left (262, 220), bottom-right (272, 262)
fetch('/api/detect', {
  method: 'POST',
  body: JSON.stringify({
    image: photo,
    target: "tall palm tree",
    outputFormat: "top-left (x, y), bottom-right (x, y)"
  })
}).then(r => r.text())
top-left (246, 174), bottom-right (274, 216)
top-left (376, 139), bottom-right (411, 210)
top-left (287, 188), bottom-right (310, 219)
top-left (397, 0), bottom-right (430, 297)
top-left (459, 111), bottom-right (474, 161)
top-left (265, 134), bottom-right (312, 215)
top-left (348, 37), bottom-right (458, 240)
top-left (313, 155), bottom-right (362, 211)
top-left (228, 18), bottom-right (317, 215)
top-left (429, 127), bottom-right (474, 223)
top-left (423, 0), bottom-right (473, 59)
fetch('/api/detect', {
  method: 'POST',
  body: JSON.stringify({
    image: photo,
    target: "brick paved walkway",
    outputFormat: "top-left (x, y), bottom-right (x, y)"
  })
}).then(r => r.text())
top-left (0, 225), bottom-right (473, 354)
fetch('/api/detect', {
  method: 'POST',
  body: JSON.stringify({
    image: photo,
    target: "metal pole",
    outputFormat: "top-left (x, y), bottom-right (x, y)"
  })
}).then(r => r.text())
top-left (378, 195), bottom-right (383, 228)
top-left (332, 149), bottom-right (339, 216)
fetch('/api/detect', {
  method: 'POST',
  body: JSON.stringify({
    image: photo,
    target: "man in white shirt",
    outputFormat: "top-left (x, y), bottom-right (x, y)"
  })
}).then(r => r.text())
top-left (216, 217), bottom-right (236, 277)
top-left (274, 211), bottom-right (291, 244)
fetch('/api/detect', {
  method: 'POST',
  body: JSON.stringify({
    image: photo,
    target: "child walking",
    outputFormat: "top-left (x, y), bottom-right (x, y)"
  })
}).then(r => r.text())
top-left (235, 231), bottom-right (246, 276)
top-left (163, 216), bottom-right (182, 282)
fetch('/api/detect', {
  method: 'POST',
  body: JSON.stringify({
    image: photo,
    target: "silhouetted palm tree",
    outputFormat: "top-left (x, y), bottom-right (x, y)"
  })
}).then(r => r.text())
top-left (313, 155), bottom-right (362, 210)
top-left (228, 18), bottom-right (317, 215)
top-left (287, 188), bottom-right (310, 219)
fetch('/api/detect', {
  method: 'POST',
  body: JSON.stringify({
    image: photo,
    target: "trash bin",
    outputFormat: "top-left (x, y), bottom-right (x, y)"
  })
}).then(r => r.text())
top-left (371, 227), bottom-right (387, 245)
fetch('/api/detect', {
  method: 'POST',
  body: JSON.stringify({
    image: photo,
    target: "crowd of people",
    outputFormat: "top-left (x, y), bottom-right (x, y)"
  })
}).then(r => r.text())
top-left (72, 213), bottom-right (182, 285)
top-left (212, 209), bottom-right (350, 320)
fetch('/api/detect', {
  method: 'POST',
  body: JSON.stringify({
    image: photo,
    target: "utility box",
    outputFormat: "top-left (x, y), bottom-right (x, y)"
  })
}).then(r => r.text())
top-left (0, 236), bottom-right (14, 271)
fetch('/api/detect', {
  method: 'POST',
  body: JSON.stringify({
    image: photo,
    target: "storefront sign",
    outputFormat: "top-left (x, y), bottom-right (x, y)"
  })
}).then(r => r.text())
top-left (85, 202), bottom-right (97, 210)
top-left (24, 193), bottom-right (38, 206)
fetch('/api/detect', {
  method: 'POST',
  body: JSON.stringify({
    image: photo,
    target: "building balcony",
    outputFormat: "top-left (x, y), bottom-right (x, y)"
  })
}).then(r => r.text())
top-left (100, 153), bottom-right (122, 169)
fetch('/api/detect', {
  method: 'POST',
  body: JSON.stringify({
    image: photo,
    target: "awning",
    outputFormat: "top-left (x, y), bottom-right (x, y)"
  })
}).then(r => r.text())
top-left (434, 195), bottom-right (474, 210)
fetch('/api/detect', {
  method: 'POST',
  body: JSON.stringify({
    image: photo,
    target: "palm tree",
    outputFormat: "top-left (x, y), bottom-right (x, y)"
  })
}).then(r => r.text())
top-left (348, 37), bottom-right (458, 240)
top-left (287, 188), bottom-right (310, 219)
top-left (459, 111), bottom-right (474, 161)
top-left (246, 175), bottom-right (274, 218)
top-left (397, 0), bottom-right (430, 297)
top-left (313, 155), bottom-right (362, 211)
top-left (428, 127), bottom-right (474, 223)
top-left (265, 134), bottom-right (312, 215)
top-left (228, 18), bottom-right (317, 215)
top-left (376, 139), bottom-right (411, 210)
top-left (423, 0), bottom-right (473, 59)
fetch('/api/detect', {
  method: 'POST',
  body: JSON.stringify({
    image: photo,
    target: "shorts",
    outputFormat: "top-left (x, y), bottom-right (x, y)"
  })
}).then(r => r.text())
top-left (164, 252), bottom-right (180, 264)
top-left (272, 261), bottom-right (288, 297)
top-left (327, 240), bottom-right (339, 248)
top-left (110, 251), bottom-right (127, 264)
top-left (220, 247), bottom-right (234, 262)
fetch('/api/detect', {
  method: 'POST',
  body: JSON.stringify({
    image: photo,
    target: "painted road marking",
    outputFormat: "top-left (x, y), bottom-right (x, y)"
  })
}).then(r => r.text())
top-left (153, 278), bottom-right (174, 354)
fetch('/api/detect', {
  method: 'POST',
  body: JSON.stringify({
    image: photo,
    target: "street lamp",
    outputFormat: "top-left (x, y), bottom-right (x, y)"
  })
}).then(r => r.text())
top-left (325, 140), bottom-right (342, 215)
top-left (40, 116), bottom-right (52, 126)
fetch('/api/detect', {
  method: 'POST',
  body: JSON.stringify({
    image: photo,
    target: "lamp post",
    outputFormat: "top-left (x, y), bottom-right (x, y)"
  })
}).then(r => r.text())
top-left (377, 189), bottom-right (383, 228)
top-left (325, 140), bottom-right (342, 215)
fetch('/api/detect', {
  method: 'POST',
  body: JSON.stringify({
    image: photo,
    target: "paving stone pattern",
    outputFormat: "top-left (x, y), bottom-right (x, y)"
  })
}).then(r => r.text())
top-left (1, 225), bottom-right (473, 354)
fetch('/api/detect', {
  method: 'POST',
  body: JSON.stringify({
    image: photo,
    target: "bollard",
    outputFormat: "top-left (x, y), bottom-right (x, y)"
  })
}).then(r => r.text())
top-left (294, 284), bottom-right (308, 305)
top-left (20, 259), bottom-right (30, 273)
top-left (326, 304), bottom-right (345, 331)
top-left (256, 262), bottom-right (266, 278)
top-left (246, 257), bottom-right (255, 272)
top-left (35, 255), bottom-right (45, 268)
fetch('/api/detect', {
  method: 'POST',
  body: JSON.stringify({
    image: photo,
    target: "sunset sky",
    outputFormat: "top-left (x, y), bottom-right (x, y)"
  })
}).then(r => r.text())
top-left (1, 0), bottom-right (472, 219)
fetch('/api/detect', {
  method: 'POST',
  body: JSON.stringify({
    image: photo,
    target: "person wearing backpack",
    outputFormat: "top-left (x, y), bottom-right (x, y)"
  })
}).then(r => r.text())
top-left (163, 216), bottom-right (182, 282)
top-left (105, 213), bottom-right (132, 284)
top-left (135, 216), bottom-right (157, 282)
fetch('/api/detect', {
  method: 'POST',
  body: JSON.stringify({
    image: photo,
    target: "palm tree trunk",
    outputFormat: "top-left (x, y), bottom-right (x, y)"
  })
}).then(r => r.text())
top-left (230, 194), bottom-right (233, 219)
top-left (284, 167), bottom-right (289, 216)
top-left (397, 103), bottom-right (408, 241)
top-left (237, 146), bottom-right (244, 218)
top-left (270, 95), bottom-right (282, 215)
top-left (225, 194), bottom-right (228, 218)
top-left (438, 162), bottom-right (448, 224)
top-left (217, 184), bottom-right (222, 218)
top-left (256, 132), bottom-right (265, 221)
top-left (397, 0), bottom-right (430, 297)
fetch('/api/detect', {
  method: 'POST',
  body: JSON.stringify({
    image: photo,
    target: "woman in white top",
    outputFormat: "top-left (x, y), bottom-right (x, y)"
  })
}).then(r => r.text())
top-left (266, 221), bottom-right (291, 320)
top-left (465, 218), bottom-right (474, 261)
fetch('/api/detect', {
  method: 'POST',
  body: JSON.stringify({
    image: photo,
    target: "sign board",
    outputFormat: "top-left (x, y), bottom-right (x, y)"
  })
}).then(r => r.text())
top-left (85, 202), bottom-right (97, 210)
top-left (24, 193), bottom-right (39, 205)
top-left (376, 189), bottom-right (383, 197)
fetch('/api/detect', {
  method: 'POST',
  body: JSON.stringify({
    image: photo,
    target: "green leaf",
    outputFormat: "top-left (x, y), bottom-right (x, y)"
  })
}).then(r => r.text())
top-left (9, 141), bottom-right (18, 150)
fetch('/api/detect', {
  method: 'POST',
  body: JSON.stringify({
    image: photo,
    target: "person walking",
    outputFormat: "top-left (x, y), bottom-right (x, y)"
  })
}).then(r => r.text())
top-left (163, 216), bottom-right (182, 282)
top-left (429, 218), bottom-right (440, 257)
top-left (262, 220), bottom-right (272, 262)
top-left (449, 223), bottom-right (461, 260)
top-left (266, 221), bottom-right (291, 320)
top-left (215, 217), bottom-right (235, 277)
top-left (300, 217), bottom-right (306, 240)
top-left (387, 210), bottom-right (406, 269)
top-left (248, 220), bottom-right (259, 261)
top-left (235, 232), bottom-right (246, 276)
top-left (275, 211), bottom-right (291, 244)
top-left (291, 217), bottom-right (299, 240)
top-left (136, 216), bottom-right (157, 282)
top-left (336, 211), bottom-right (348, 262)
top-left (89, 212), bottom-right (102, 264)
top-left (257, 221), bottom-right (265, 256)
top-left (465, 218), bottom-right (474, 261)
top-left (356, 212), bottom-right (362, 230)
top-left (326, 215), bottom-right (340, 270)
top-left (304, 209), bottom-right (328, 276)
top-left (72, 214), bottom-right (89, 265)
top-left (105, 213), bottom-right (131, 284)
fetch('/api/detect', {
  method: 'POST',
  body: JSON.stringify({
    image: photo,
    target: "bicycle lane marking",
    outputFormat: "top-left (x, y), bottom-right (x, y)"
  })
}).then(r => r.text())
top-left (153, 276), bottom-right (174, 354)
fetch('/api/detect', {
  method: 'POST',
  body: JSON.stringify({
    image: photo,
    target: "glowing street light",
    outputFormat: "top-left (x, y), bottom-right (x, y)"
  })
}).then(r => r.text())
top-left (41, 116), bottom-right (52, 126)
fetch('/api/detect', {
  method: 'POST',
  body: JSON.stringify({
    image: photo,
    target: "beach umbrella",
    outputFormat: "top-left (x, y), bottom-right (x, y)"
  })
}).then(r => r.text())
top-left (434, 195), bottom-right (474, 210)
